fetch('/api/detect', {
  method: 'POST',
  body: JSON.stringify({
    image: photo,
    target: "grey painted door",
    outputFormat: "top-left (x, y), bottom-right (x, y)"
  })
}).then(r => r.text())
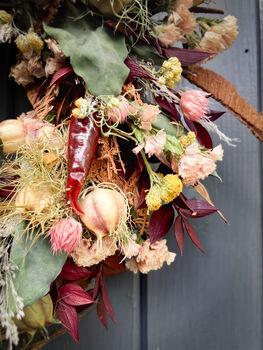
top-left (1, 0), bottom-right (262, 349)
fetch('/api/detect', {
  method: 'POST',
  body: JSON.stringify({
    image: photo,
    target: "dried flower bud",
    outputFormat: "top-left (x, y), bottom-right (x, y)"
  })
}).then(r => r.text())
top-left (15, 34), bottom-right (30, 53)
top-left (15, 183), bottom-right (54, 213)
top-left (26, 32), bottom-right (44, 53)
top-left (0, 10), bottom-right (12, 25)
top-left (0, 119), bottom-right (26, 153)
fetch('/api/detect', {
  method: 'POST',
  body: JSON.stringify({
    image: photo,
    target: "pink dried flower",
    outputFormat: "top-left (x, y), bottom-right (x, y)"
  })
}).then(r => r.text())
top-left (178, 143), bottom-right (216, 186)
top-left (121, 238), bottom-right (141, 259)
top-left (108, 98), bottom-right (134, 124)
top-left (71, 236), bottom-right (117, 267)
top-left (139, 104), bottom-right (160, 130)
top-left (157, 23), bottom-right (183, 47)
top-left (208, 144), bottom-right (224, 162)
top-left (126, 239), bottom-right (176, 274)
top-left (48, 218), bottom-right (82, 254)
top-left (180, 90), bottom-right (209, 121)
top-left (133, 130), bottom-right (167, 158)
top-left (18, 111), bottom-right (45, 134)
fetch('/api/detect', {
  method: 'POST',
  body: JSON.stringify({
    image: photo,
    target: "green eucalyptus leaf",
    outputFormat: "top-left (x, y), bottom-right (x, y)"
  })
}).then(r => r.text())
top-left (210, 170), bottom-right (223, 182)
top-left (43, 2), bottom-right (129, 96)
top-left (131, 41), bottom-right (164, 66)
top-left (152, 114), bottom-right (184, 137)
top-left (9, 221), bottom-right (67, 312)
top-left (164, 133), bottom-right (184, 155)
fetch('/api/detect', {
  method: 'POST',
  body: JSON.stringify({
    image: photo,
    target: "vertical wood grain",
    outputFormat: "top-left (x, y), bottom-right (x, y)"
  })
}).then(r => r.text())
top-left (146, 0), bottom-right (263, 349)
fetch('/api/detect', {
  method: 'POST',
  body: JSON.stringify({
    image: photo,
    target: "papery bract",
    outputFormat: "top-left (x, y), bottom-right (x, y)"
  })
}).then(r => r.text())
top-left (48, 218), bottom-right (82, 254)
top-left (180, 90), bottom-right (209, 121)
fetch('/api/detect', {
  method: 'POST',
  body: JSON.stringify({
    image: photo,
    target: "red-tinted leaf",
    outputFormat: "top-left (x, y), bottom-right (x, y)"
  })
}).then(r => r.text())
top-left (100, 275), bottom-right (116, 324)
top-left (155, 96), bottom-right (180, 121)
top-left (60, 259), bottom-right (92, 281)
top-left (35, 78), bottom-right (50, 102)
top-left (185, 119), bottom-right (213, 148)
top-left (182, 217), bottom-right (204, 253)
top-left (58, 302), bottom-right (79, 344)
top-left (173, 194), bottom-right (195, 212)
top-left (48, 66), bottom-right (73, 88)
top-left (93, 272), bottom-right (101, 300)
top-left (174, 215), bottom-right (184, 256)
top-left (97, 293), bottom-right (108, 328)
top-left (125, 58), bottom-right (156, 82)
top-left (163, 47), bottom-right (213, 66)
top-left (206, 110), bottom-right (225, 122)
top-left (136, 171), bottom-right (150, 209)
top-left (102, 254), bottom-right (126, 276)
top-left (180, 199), bottom-right (217, 218)
top-left (58, 283), bottom-right (94, 306)
top-left (149, 204), bottom-right (175, 244)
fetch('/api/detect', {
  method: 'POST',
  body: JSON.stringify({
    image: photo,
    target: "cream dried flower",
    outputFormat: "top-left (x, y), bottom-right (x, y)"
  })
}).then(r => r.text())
top-left (126, 239), bottom-right (176, 274)
top-left (71, 236), bottom-right (117, 267)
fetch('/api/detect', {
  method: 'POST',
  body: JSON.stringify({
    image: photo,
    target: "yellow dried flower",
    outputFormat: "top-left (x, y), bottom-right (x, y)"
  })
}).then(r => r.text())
top-left (146, 186), bottom-right (162, 211)
top-left (187, 131), bottom-right (196, 141)
top-left (72, 98), bottom-right (89, 119)
top-left (0, 10), bottom-right (12, 25)
top-left (107, 97), bottom-right (120, 109)
top-left (26, 32), bottom-right (44, 53)
top-left (180, 135), bottom-right (189, 147)
top-left (157, 56), bottom-right (182, 87)
top-left (162, 174), bottom-right (182, 203)
top-left (15, 35), bottom-right (30, 53)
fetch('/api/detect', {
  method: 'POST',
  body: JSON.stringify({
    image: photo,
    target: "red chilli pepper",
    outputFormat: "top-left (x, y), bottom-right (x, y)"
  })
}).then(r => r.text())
top-left (66, 115), bottom-right (100, 215)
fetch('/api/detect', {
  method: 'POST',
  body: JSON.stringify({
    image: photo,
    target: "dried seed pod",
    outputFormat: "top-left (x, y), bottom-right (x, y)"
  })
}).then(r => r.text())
top-left (0, 119), bottom-right (26, 153)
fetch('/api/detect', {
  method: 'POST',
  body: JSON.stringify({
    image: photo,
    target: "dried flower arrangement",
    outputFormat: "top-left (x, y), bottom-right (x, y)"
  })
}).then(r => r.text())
top-left (0, 0), bottom-right (262, 348)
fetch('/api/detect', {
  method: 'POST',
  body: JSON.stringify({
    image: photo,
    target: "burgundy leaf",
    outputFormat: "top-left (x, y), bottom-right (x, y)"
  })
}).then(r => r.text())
top-left (206, 110), bottom-right (225, 122)
top-left (58, 302), bottom-right (79, 344)
top-left (125, 58), bottom-right (156, 82)
top-left (173, 194), bottom-right (195, 212)
top-left (100, 275), bottom-right (116, 324)
top-left (93, 272), bottom-right (101, 300)
top-left (163, 47), bottom-right (214, 66)
top-left (179, 199), bottom-right (217, 218)
top-left (136, 171), bottom-right (150, 209)
top-left (35, 78), bottom-right (50, 102)
top-left (102, 254), bottom-right (126, 276)
top-left (149, 203), bottom-right (175, 244)
top-left (97, 293), bottom-right (108, 328)
top-left (155, 96), bottom-right (180, 121)
top-left (60, 259), bottom-right (92, 281)
top-left (58, 283), bottom-right (94, 306)
top-left (48, 66), bottom-right (73, 88)
top-left (0, 173), bottom-right (18, 199)
top-left (174, 215), bottom-right (184, 256)
top-left (182, 217), bottom-right (204, 253)
top-left (185, 119), bottom-right (213, 148)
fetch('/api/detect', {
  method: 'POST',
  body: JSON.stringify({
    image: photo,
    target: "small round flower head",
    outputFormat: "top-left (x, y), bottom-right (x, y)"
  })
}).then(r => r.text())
top-left (157, 56), bottom-right (182, 87)
top-left (48, 217), bottom-right (82, 254)
top-left (107, 98), bottom-right (131, 124)
top-left (26, 32), bottom-right (44, 53)
top-left (72, 97), bottom-right (89, 119)
top-left (0, 10), bottom-right (12, 25)
top-left (162, 174), bottom-right (182, 203)
top-left (146, 186), bottom-right (162, 211)
top-left (15, 35), bottom-right (30, 53)
top-left (180, 90), bottom-right (209, 121)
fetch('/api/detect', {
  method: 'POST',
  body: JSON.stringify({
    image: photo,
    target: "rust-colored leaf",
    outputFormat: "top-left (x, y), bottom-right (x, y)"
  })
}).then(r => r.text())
top-left (149, 203), bottom-right (175, 243)
top-left (174, 215), bottom-right (184, 256)
top-left (182, 217), bottom-right (204, 253)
